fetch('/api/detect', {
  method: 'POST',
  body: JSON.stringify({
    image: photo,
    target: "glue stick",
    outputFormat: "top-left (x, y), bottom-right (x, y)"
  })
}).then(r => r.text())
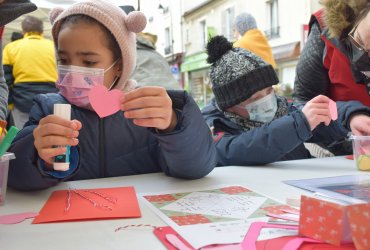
top-left (53, 104), bottom-right (71, 171)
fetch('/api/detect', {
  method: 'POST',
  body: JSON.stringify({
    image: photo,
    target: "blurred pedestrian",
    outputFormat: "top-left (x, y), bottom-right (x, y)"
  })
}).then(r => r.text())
top-left (3, 15), bottom-right (58, 128)
top-left (11, 32), bottom-right (23, 41)
top-left (0, 0), bottom-right (37, 122)
top-left (120, 5), bottom-right (179, 90)
top-left (233, 13), bottom-right (276, 68)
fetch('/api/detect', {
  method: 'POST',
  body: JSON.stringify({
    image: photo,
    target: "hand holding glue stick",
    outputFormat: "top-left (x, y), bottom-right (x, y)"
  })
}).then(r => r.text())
top-left (33, 104), bottom-right (81, 170)
top-left (53, 104), bottom-right (71, 171)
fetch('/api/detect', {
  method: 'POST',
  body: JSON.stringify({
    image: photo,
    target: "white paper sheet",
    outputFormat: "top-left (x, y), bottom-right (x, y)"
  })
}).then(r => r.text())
top-left (161, 192), bottom-right (267, 219)
top-left (140, 185), bottom-right (296, 249)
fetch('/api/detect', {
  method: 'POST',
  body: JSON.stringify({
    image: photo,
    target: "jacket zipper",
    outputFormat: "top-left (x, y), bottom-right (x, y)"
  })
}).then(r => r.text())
top-left (99, 118), bottom-right (106, 177)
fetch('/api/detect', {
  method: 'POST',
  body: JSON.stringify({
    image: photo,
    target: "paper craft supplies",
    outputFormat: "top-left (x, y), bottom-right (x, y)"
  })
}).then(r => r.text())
top-left (0, 153), bottom-right (15, 205)
top-left (351, 135), bottom-right (370, 171)
top-left (89, 85), bottom-right (123, 118)
top-left (299, 195), bottom-right (370, 249)
top-left (142, 185), bottom-right (301, 249)
top-left (33, 186), bottom-right (141, 223)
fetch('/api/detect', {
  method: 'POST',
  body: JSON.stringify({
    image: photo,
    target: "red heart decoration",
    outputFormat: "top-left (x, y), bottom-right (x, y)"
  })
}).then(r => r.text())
top-left (88, 85), bottom-right (123, 118)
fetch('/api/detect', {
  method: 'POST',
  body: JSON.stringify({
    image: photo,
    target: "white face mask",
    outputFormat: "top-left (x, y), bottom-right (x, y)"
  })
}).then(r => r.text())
top-left (242, 92), bottom-right (278, 123)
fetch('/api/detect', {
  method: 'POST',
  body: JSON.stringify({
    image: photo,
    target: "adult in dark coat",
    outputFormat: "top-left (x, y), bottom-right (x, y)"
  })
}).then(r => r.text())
top-left (294, 0), bottom-right (370, 155)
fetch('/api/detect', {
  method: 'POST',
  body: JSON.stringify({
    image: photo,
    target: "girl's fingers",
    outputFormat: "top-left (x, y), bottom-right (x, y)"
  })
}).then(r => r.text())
top-left (124, 107), bottom-right (170, 120)
top-left (38, 146), bottom-right (67, 165)
top-left (122, 86), bottom-right (167, 102)
top-left (121, 96), bottom-right (168, 111)
top-left (35, 123), bottom-right (79, 138)
top-left (309, 95), bottom-right (331, 104)
top-left (36, 135), bottom-right (79, 149)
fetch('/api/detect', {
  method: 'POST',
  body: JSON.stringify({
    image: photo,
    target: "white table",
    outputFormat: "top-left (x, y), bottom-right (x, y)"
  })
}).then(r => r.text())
top-left (0, 156), bottom-right (363, 250)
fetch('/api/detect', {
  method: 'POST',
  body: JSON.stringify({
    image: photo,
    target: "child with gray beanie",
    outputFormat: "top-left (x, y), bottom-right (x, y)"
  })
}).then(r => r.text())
top-left (202, 35), bottom-right (370, 166)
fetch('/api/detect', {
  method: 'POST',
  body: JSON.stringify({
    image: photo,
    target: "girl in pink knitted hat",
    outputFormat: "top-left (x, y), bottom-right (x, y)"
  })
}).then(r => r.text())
top-left (7, 0), bottom-right (217, 190)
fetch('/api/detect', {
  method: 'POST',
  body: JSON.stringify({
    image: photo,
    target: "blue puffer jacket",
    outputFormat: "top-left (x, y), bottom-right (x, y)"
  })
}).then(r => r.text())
top-left (8, 90), bottom-right (217, 190)
top-left (202, 98), bottom-right (369, 166)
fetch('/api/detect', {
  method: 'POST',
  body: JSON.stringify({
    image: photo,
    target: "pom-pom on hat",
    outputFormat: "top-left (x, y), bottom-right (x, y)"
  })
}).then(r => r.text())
top-left (206, 35), bottom-right (279, 110)
top-left (49, 0), bottom-right (147, 91)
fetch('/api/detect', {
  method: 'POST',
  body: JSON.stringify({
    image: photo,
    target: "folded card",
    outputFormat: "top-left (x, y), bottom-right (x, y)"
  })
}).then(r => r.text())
top-left (33, 186), bottom-right (141, 223)
top-left (299, 195), bottom-right (369, 249)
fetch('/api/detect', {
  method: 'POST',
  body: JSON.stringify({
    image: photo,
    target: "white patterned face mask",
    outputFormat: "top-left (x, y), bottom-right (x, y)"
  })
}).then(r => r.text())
top-left (56, 59), bottom-right (119, 108)
top-left (242, 91), bottom-right (278, 123)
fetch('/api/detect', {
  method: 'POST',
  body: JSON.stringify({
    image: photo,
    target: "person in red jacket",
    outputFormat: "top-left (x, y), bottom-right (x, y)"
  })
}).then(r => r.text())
top-left (294, 0), bottom-right (370, 155)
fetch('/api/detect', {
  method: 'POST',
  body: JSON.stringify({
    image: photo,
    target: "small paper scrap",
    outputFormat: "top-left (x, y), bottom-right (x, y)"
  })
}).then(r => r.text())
top-left (0, 212), bottom-right (38, 224)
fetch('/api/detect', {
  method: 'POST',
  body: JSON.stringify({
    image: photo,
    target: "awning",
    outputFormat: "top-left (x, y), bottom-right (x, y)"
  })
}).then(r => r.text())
top-left (181, 52), bottom-right (210, 73)
top-left (272, 41), bottom-right (301, 62)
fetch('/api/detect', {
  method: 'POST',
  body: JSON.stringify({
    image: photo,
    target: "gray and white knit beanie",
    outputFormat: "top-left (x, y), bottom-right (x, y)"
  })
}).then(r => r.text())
top-left (206, 35), bottom-right (279, 111)
top-left (233, 13), bottom-right (257, 36)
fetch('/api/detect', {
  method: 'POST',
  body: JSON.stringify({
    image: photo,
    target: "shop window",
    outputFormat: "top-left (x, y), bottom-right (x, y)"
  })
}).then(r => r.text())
top-left (199, 20), bottom-right (207, 49)
top-left (164, 27), bottom-right (172, 55)
top-left (221, 7), bottom-right (235, 41)
top-left (265, 0), bottom-right (280, 40)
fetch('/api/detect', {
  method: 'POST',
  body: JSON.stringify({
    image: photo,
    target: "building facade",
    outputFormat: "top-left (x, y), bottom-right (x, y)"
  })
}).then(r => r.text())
top-left (144, 0), bottom-right (321, 107)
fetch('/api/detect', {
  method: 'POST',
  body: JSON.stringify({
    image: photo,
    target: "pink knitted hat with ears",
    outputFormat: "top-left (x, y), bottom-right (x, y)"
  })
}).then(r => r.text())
top-left (49, 0), bottom-right (147, 92)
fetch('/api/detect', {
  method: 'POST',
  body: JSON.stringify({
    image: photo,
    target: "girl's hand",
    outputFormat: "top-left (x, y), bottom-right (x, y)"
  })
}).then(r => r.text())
top-left (120, 86), bottom-right (177, 132)
top-left (33, 115), bottom-right (82, 166)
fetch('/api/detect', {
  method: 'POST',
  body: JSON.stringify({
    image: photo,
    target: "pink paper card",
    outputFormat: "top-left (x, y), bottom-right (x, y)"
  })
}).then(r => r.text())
top-left (33, 187), bottom-right (141, 224)
top-left (88, 85), bottom-right (123, 118)
top-left (241, 222), bottom-right (298, 250)
top-left (329, 99), bottom-right (338, 120)
top-left (0, 212), bottom-right (38, 224)
top-left (154, 226), bottom-right (195, 250)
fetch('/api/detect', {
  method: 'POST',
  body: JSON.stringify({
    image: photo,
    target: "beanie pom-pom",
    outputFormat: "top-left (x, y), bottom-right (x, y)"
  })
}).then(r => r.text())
top-left (206, 35), bottom-right (233, 64)
top-left (49, 7), bottom-right (64, 24)
top-left (126, 11), bottom-right (147, 33)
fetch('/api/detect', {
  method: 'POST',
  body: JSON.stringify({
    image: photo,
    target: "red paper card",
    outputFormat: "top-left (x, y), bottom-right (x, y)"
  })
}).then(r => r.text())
top-left (33, 187), bottom-right (141, 224)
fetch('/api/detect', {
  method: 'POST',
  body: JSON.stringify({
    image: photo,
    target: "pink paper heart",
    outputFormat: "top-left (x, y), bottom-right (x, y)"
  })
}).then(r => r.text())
top-left (0, 212), bottom-right (38, 224)
top-left (88, 85), bottom-right (123, 118)
top-left (328, 99), bottom-right (338, 120)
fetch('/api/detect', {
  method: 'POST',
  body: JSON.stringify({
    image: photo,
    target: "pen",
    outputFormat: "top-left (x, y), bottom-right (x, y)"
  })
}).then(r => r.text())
top-left (0, 126), bottom-right (19, 157)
